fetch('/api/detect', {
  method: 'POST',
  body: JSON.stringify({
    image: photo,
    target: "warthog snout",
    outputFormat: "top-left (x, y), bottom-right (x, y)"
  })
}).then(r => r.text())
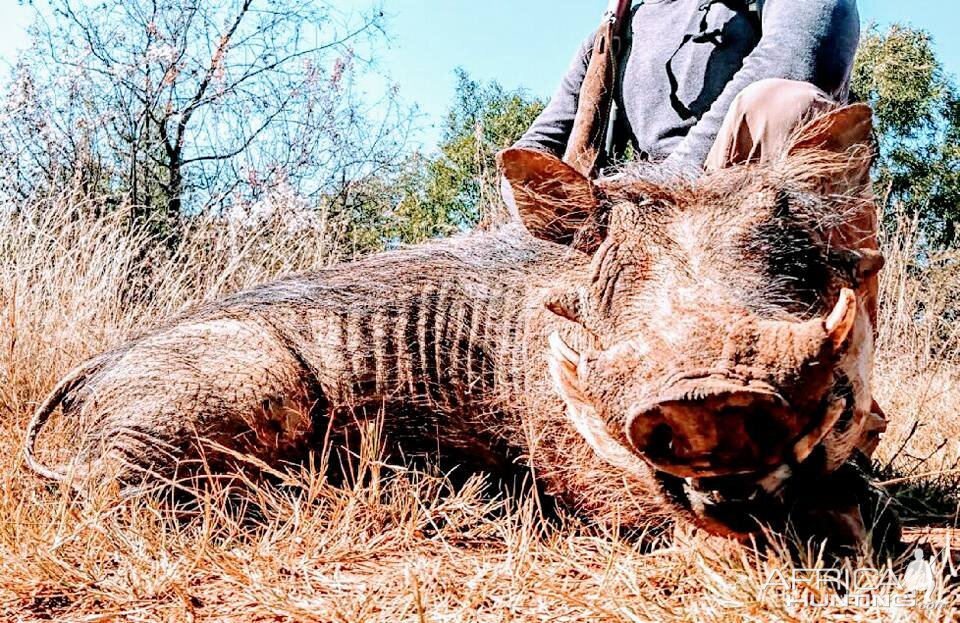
top-left (628, 380), bottom-right (797, 478)
top-left (625, 288), bottom-right (860, 479)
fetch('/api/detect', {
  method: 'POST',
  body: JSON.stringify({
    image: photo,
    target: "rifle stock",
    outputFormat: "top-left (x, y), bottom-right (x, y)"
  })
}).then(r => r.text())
top-left (563, 0), bottom-right (633, 178)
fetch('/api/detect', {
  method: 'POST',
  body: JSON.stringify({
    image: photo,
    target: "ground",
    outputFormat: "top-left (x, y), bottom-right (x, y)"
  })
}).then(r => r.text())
top-left (1, 199), bottom-right (958, 622)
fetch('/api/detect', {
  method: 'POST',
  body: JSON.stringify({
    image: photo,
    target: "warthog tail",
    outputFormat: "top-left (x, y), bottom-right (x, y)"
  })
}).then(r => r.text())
top-left (22, 355), bottom-right (108, 484)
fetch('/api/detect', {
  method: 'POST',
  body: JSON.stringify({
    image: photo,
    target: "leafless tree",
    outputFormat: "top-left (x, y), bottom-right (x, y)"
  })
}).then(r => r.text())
top-left (0, 0), bottom-right (413, 228)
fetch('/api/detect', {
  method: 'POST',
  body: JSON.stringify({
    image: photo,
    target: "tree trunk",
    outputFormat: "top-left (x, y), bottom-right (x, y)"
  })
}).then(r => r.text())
top-left (167, 156), bottom-right (182, 223)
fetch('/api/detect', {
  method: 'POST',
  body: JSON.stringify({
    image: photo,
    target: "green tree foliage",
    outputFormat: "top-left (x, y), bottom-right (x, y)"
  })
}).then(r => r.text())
top-left (338, 69), bottom-right (545, 253)
top-left (326, 153), bottom-right (447, 253)
top-left (426, 69), bottom-right (545, 227)
top-left (852, 24), bottom-right (960, 246)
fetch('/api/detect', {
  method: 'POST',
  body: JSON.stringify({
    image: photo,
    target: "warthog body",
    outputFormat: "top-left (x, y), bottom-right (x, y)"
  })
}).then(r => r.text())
top-left (25, 106), bottom-right (895, 545)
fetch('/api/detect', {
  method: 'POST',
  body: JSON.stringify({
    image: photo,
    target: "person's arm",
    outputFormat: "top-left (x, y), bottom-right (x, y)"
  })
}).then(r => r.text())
top-left (513, 34), bottom-right (595, 157)
top-left (665, 0), bottom-right (860, 170)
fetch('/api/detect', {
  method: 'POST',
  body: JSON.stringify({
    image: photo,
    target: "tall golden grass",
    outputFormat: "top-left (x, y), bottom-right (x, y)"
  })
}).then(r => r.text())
top-left (1, 187), bottom-right (958, 621)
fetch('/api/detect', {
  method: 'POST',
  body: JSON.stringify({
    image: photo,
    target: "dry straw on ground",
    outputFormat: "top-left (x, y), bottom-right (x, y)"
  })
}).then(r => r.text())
top-left (1, 188), bottom-right (958, 622)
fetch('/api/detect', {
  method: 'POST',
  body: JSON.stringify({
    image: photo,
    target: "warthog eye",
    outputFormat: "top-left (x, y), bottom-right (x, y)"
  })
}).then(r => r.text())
top-left (829, 248), bottom-right (885, 288)
top-left (545, 290), bottom-right (582, 325)
top-left (746, 217), bottom-right (829, 314)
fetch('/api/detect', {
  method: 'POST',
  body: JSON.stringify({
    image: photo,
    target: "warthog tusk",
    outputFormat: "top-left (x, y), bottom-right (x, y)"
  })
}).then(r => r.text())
top-left (825, 288), bottom-right (857, 350)
top-left (549, 331), bottom-right (581, 369)
top-left (792, 399), bottom-right (846, 464)
top-left (547, 333), bottom-right (651, 480)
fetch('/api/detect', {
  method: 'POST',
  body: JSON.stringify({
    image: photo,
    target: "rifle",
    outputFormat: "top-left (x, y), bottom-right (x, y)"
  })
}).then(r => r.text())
top-left (563, 0), bottom-right (633, 179)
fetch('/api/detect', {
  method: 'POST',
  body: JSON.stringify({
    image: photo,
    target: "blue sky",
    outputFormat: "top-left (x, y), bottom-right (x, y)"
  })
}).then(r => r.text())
top-left (1, 1), bottom-right (958, 149)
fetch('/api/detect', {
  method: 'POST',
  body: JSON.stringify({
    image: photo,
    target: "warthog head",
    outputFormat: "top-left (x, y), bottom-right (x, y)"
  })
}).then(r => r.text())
top-left (501, 105), bottom-right (886, 538)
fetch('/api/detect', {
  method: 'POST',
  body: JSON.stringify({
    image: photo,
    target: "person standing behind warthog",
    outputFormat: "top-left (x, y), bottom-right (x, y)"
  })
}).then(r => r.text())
top-left (505, 0), bottom-right (888, 454)
top-left (509, 0), bottom-right (861, 172)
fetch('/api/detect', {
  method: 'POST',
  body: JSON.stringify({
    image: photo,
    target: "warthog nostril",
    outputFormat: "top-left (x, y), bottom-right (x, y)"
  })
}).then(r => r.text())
top-left (743, 410), bottom-right (790, 448)
top-left (644, 423), bottom-right (675, 461)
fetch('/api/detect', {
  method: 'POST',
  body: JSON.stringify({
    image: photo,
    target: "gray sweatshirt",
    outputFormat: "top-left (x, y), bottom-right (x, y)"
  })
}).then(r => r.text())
top-left (514, 0), bottom-right (860, 170)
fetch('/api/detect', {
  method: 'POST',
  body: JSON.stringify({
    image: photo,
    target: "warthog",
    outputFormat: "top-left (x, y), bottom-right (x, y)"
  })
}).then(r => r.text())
top-left (24, 105), bottom-right (896, 547)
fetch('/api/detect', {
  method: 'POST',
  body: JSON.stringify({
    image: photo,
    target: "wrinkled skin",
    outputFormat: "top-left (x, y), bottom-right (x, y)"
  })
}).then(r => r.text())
top-left (497, 103), bottom-right (893, 547)
top-left (24, 105), bottom-right (897, 551)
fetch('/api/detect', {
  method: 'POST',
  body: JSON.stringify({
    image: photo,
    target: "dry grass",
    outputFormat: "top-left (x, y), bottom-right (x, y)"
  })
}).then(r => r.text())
top-left (1, 189), bottom-right (959, 622)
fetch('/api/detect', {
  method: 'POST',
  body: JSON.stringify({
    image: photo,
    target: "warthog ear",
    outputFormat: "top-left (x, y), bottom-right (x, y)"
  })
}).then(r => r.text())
top-left (498, 148), bottom-right (604, 252)
top-left (787, 104), bottom-right (879, 255)
top-left (787, 103), bottom-right (874, 192)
